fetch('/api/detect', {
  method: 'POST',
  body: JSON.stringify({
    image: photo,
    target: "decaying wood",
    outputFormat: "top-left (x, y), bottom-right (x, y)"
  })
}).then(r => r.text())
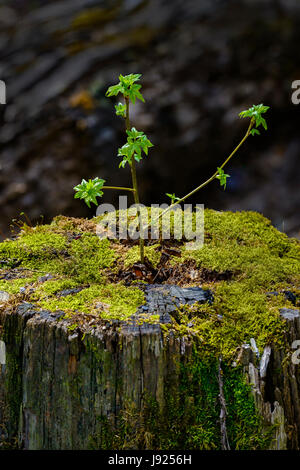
top-left (218, 356), bottom-right (230, 450)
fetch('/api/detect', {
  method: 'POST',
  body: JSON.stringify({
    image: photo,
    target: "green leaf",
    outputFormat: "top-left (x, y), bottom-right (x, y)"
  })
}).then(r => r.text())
top-left (118, 128), bottom-right (153, 167)
top-left (128, 84), bottom-right (145, 104)
top-left (216, 167), bottom-right (230, 190)
top-left (260, 117), bottom-right (267, 130)
top-left (106, 83), bottom-right (123, 97)
top-left (106, 73), bottom-right (144, 104)
top-left (239, 104), bottom-right (270, 133)
top-left (119, 74), bottom-right (141, 88)
top-left (73, 177), bottom-right (106, 208)
top-left (115, 102), bottom-right (126, 118)
top-left (166, 193), bottom-right (181, 204)
top-left (250, 129), bottom-right (260, 136)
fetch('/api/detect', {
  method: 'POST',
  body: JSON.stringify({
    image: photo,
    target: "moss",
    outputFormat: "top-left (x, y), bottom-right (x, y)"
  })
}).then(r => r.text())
top-left (223, 365), bottom-right (274, 449)
top-left (63, 234), bottom-right (116, 283)
top-left (0, 277), bottom-right (36, 294)
top-left (0, 227), bottom-right (66, 259)
top-left (0, 229), bottom-right (115, 281)
top-left (31, 279), bottom-right (80, 299)
top-left (37, 284), bottom-right (144, 320)
top-left (182, 210), bottom-right (300, 277)
top-left (0, 222), bottom-right (145, 320)
top-left (164, 209), bottom-right (300, 359)
top-left (94, 206), bottom-right (193, 241)
top-left (85, 352), bottom-right (270, 450)
top-left (160, 357), bottom-right (220, 450)
top-left (0, 209), bottom-right (299, 353)
top-left (49, 215), bottom-right (96, 234)
top-left (124, 244), bottom-right (161, 269)
top-left (172, 283), bottom-right (289, 360)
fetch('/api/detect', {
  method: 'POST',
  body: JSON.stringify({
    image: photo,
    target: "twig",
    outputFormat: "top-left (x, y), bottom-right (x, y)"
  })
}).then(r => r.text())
top-left (141, 120), bottom-right (254, 234)
top-left (103, 186), bottom-right (135, 192)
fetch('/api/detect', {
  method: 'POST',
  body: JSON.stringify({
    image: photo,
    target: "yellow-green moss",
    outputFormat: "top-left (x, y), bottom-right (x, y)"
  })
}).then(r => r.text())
top-left (94, 206), bottom-right (197, 241)
top-left (0, 228), bottom-right (66, 260)
top-left (0, 228), bottom-right (115, 282)
top-left (64, 234), bottom-right (116, 283)
top-left (0, 209), bottom-right (299, 350)
top-left (165, 210), bottom-right (300, 359)
top-left (0, 277), bottom-right (36, 295)
top-left (37, 284), bottom-right (144, 320)
top-left (49, 215), bottom-right (96, 234)
top-left (175, 284), bottom-right (289, 359)
top-left (31, 279), bottom-right (80, 299)
top-left (181, 210), bottom-right (300, 284)
top-left (124, 244), bottom-right (161, 269)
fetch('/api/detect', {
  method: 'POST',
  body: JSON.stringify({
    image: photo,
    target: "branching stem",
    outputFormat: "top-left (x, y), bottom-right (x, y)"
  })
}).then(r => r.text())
top-left (142, 119), bottom-right (254, 233)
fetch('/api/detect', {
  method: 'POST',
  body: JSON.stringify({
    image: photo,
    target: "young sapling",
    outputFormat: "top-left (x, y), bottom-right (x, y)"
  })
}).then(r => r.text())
top-left (74, 74), bottom-right (153, 263)
top-left (74, 76), bottom-right (269, 264)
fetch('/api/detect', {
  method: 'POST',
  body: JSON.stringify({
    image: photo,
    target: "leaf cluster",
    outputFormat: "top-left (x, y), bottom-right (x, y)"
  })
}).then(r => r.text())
top-left (239, 104), bottom-right (269, 136)
top-left (74, 177), bottom-right (105, 207)
top-left (115, 102), bottom-right (126, 118)
top-left (216, 167), bottom-right (230, 190)
top-left (118, 127), bottom-right (153, 168)
top-left (106, 74), bottom-right (145, 105)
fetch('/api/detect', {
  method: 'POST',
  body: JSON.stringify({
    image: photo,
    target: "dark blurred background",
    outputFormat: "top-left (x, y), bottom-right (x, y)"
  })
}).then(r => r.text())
top-left (0, 0), bottom-right (299, 239)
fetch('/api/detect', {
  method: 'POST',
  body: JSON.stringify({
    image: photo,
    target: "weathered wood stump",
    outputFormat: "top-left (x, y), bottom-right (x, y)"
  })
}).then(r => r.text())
top-left (0, 211), bottom-right (299, 449)
top-left (1, 289), bottom-right (300, 449)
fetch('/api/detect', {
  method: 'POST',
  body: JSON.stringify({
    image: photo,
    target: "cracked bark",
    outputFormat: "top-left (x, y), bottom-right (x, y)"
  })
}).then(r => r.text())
top-left (0, 305), bottom-right (300, 449)
top-left (218, 357), bottom-right (230, 450)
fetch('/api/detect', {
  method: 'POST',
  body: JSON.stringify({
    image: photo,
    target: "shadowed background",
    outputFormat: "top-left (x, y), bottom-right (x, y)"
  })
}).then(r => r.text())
top-left (0, 0), bottom-right (299, 238)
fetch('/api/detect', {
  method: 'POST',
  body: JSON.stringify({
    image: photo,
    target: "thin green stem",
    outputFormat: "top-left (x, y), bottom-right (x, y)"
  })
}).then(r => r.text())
top-left (142, 119), bottom-right (254, 232)
top-left (103, 186), bottom-right (135, 192)
top-left (125, 96), bottom-right (145, 263)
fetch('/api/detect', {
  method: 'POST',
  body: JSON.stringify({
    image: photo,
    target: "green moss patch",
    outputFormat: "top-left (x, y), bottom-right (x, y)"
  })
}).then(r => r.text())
top-left (0, 226), bottom-right (115, 281)
top-left (0, 277), bottom-right (36, 295)
top-left (64, 234), bottom-right (116, 283)
top-left (163, 209), bottom-right (300, 359)
top-left (0, 228), bottom-right (66, 261)
top-left (124, 244), bottom-right (161, 269)
top-left (0, 209), bottom-right (299, 349)
top-left (36, 283), bottom-right (144, 320)
top-left (182, 210), bottom-right (300, 283)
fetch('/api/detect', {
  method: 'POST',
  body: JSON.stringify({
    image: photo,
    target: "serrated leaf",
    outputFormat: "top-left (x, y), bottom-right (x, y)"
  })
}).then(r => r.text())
top-left (115, 102), bottom-right (126, 117)
top-left (216, 167), bottom-right (230, 190)
top-left (106, 84), bottom-right (123, 97)
top-left (239, 103), bottom-right (270, 133)
top-left (73, 177), bottom-right (106, 208)
top-left (106, 73), bottom-right (145, 104)
top-left (118, 128), bottom-right (153, 167)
